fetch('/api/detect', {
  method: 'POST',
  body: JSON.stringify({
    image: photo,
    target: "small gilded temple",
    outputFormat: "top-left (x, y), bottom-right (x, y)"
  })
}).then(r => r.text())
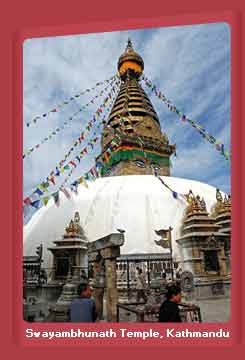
top-left (97, 39), bottom-right (176, 177)
top-left (176, 190), bottom-right (231, 298)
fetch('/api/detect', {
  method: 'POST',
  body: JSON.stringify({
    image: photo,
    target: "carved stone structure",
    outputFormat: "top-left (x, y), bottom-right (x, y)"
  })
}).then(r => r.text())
top-left (212, 191), bottom-right (231, 273)
top-left (48, 212), bottom-right (88, 283)
top-left (50, 277), bottom-right (78, 322)
top-left (92, 252), bottom-right (105, 320)
top-left (96, 39), bottom-right (176, 177)
top-left (88, 233), bottom-right (125, 322)
top-left (23, 244), bottom-right (43, 286)
top-left (176, 192), bottom-right (230, 299)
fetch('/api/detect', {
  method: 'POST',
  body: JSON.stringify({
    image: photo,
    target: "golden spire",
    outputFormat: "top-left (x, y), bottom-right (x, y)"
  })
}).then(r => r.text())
top-left (97, 39), bottom-right (176, 177)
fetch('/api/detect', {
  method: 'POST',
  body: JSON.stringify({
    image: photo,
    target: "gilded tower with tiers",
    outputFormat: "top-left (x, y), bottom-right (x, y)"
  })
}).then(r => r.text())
top-left (96, 39), bottom-right (176, 177)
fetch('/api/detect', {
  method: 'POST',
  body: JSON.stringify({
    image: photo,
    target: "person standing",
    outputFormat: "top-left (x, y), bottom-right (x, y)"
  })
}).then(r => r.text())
top-left (69, 283), bottom-right (97, 322)
top-left (159, 284), bottom-right (182, 322)
top-left (136, 268), bottom-right (147, 303)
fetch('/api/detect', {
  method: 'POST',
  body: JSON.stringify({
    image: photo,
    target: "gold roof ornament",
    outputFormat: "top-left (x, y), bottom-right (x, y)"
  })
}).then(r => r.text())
top-left (216, 188), bottom-right (223, 202)
top-left (118, 38), bottom-right (144, 80)
top-left (212, 192), bottom-right (231, 216)
top-left (192, 195), bottom-right (203, 213)
top-left (185, 192), bottom-right (208, 216)
top-left (64, 211), bottom-right (85, 238)
top-left (65, 219), bottom-right (75, 235)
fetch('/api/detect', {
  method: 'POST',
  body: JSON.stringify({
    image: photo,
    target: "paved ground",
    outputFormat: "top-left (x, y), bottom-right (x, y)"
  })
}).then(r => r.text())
top-left (195, 297), bottom-right (230, 323)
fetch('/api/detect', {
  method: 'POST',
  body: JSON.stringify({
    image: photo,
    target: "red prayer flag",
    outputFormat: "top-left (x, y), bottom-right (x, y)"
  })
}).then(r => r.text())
top-left (69, 161), bottom-right (76, 167)
top-left (24, 197), bottom-right (32, 205)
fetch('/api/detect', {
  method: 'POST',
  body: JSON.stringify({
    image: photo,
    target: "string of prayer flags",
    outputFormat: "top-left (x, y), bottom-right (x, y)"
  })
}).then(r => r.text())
top-left (142, 75), bottom-right (230, 161)
top-left (157, 176), bottom-right (187, 202)
top-left (23, 160), bottom-right (100, 213)
top-left (52, 84), bottom-right (121, 189)
top-left (23, 78), bottom-right (121, 159)
top-left (26, 74), bottom-right (118, 127)
top-left (23, 79), bottom-right (121, 211)
top-left (24, 134), bottom-right (101, 207)
top-left (158, 176), bottom-right (177, 198)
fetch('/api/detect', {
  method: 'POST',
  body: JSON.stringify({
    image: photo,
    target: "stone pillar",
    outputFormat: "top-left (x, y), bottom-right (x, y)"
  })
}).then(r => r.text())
top-left (101, 247), bottom-right (120, 322)
top-left (88, 233), bottom-right (124, 322)
top-left (94, 288), bottom-right (103, 320)
top-left (218, 248), bottom-right (227, 276)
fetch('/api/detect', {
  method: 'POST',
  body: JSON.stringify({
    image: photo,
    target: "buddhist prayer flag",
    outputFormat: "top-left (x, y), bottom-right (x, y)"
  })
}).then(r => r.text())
top-left (39, 184), bottom-right (48, 193)
top-left (60, 187), bottom-right (71, 199)
top-left (52, 191), bottom-right (60, 207)
top-left (69, 161), bottom-right (76, 167)
top-left (142, 75), bottom-right (230, 161)
top-left (55, 168), bottom-right (60, 176)
top-left (24, 197), bottom-right (32, 206)
top-left (42, 196), bottom-right (50, 206)
top-left (26, 75), bottom-right (118, 127)
top-left (173, 191), bottom-right (178, 199)
top-left (49, 176), bottom-right (56, 185)
top-left (23, 78), bottom-right (121, 207)
top-left (34, 188), bottom-right (43, 196)
top-left (23, 76), bottom-right (120, 160)
top-left (31, 200), bottom-right (41, 209)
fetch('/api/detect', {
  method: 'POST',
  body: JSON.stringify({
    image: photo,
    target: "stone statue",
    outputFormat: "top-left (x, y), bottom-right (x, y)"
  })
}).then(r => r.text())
top-left (161, 132), bottom-right (169, 144)
top-left (186, 189), bottom-right (194, 204)
top-left (201, 197), bottom-right (207, 210)
top-left (216, 188), bottom-right (223, 202)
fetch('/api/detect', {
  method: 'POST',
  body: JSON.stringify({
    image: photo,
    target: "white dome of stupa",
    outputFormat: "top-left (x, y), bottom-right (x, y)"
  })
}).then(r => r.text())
top-left (24, 175), bottom-right (219, 266)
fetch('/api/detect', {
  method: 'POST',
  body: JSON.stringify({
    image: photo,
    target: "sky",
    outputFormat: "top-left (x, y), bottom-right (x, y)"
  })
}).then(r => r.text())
top-left (23, 22), bottom-right (231, 221)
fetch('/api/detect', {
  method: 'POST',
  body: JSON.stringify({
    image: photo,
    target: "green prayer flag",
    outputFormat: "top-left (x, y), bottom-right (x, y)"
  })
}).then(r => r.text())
top-left (42, 196), bottom-right (50, 206)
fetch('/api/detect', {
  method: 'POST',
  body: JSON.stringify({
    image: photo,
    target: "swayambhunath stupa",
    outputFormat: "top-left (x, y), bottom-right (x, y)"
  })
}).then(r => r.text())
top-left (23, 34), bottom-right (231, 323)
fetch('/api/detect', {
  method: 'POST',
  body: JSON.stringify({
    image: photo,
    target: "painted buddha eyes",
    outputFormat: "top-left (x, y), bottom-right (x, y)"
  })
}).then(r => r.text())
top-left (133, 160), bottom-right (160, 170)
top-left (134, 160), bottom-right (146, 168)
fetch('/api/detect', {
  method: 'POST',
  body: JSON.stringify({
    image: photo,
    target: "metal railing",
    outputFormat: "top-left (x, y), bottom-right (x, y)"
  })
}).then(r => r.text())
top-left (116, 301), bottom-right (202, 323)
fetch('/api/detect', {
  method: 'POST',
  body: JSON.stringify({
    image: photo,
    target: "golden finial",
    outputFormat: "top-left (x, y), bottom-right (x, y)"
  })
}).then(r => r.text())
top-left (118, 38), bottom-right (144, 79)
top-left (126, 38), bottom-right (134, 52)
top-left (64, 211), bottom-right (85, 237)
top-left (65, 219), bottom-right (75, 235)
top-left (185, 192), bottom-right (207, 215)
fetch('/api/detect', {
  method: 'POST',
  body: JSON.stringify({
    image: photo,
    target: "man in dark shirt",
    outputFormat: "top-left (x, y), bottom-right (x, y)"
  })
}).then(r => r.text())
top-left (70, 283), bottom-right (97, 322)
top-left (159, 284), bottom-right (182, 322)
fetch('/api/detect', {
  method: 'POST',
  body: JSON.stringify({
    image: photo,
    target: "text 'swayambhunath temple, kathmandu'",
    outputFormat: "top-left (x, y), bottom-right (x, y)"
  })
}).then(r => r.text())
top-left (23, 39), bottom-right (231, 323)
